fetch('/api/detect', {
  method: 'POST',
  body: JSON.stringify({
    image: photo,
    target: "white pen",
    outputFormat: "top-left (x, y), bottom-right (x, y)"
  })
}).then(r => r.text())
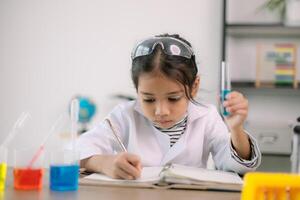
top-left (105, 118), bottom-right (127, 152)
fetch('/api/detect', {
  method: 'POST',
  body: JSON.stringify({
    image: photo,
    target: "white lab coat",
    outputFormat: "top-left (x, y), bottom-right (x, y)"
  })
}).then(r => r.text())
top-left (77, 100), bottom-right (261, 174)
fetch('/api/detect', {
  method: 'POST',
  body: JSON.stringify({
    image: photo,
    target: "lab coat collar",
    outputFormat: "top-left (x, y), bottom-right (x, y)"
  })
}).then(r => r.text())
top-left (133, 100), bottom-right (210, 164)
top-left (187, 101), bottom-right (210, 124)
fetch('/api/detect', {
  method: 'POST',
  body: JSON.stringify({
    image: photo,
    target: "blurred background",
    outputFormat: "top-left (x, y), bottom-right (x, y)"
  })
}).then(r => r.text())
top-left (0, 0), bottom-right (300, 172)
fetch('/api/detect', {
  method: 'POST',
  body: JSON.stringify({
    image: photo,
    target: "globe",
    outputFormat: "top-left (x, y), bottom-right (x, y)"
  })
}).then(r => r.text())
top-left (75, 96), bottom-right (96, 124)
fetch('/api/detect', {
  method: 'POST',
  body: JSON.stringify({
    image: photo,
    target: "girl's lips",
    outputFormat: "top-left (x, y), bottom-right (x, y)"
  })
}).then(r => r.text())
top-left (155, 120), bottom-right (173, 125)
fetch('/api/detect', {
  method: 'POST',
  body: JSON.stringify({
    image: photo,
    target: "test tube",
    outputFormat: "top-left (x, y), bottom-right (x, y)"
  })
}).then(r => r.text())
top-left (221, 61), bottom-right (231, 116)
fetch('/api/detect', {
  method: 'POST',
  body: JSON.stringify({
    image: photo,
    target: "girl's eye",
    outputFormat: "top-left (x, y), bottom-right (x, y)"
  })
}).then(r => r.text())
top-left (168, 96), bottom-right (181, 102)
top-left (143, 98), bottom-right (155, 103)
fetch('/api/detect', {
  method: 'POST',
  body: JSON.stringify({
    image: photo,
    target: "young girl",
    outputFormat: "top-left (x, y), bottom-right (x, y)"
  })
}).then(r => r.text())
top-left (77, 34), bottom-right (261, 180)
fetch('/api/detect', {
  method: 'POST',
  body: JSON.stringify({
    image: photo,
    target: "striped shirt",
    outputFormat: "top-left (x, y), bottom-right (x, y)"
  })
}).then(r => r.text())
top-left (154, 116), bottom-right (188, 147)
top-left (230, 133), bottom-right (260, 168)
top-left (154, 116), bottom-right (258, 168)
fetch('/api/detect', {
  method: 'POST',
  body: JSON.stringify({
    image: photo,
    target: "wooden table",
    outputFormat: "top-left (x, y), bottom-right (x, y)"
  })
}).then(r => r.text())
top-left (1, 169), bottom-right (241, 200)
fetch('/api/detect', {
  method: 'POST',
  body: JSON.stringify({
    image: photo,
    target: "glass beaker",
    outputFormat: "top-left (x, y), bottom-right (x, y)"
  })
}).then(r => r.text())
top-left (0, 147), bottom-right (7, 191)
top-left (13, 147), bottom-right (44, 190)
top-left (49, 149), bottom-right (79, 191)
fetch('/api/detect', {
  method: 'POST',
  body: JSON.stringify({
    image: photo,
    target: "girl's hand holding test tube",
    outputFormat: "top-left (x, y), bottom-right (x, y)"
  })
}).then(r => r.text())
top-left (222, 91), bottom-right (249, 130)
top-left (221, 62), bottom-right (251, 160)
top-left (221, 61), bottom-right (248, 130)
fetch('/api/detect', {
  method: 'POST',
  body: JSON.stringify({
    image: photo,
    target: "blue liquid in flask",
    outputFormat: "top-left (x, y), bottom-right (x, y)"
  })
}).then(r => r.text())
top-left (50, 164), bottom-right (79, 191)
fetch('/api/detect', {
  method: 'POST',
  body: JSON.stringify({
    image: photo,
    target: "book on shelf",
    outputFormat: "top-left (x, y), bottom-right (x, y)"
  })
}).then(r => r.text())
top-left (256, 43), bottom-right (298, 89)
top-left (79, 164), bottom-right (243, 191)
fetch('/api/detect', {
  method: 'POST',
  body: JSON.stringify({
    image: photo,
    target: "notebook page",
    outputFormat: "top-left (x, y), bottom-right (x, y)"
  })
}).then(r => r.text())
top-left (164, 164), bottom-right (243, 184)
top-left (84, 166), bottom-right (163, 183)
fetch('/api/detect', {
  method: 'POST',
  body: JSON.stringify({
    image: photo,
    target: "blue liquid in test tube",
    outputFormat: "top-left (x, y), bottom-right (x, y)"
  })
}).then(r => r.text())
top-left (221, 61), bottom-right (231, 116)
top-left (50, 164), bottom-right (79, 191)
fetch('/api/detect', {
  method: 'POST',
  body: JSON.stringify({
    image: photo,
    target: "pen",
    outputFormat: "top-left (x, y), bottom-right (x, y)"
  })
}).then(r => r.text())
top-left (221, 61), bottom-right (231, 116)
top-left (105, 118), bottom-right (127, 152)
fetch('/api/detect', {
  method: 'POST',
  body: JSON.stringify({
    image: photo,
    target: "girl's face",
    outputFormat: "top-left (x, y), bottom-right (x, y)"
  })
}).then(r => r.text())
top-left (137, 72), bottom-right (198, 129)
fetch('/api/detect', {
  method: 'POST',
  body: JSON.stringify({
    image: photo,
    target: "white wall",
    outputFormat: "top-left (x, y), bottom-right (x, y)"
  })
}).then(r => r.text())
top-left (227, 0), bottom-right (281, 24)
top-left (0, 0), bottom-right (222, 155)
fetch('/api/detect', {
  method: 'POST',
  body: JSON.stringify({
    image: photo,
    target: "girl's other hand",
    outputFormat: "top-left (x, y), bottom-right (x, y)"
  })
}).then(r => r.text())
top-left (222, 91), bottom-right (248, 131)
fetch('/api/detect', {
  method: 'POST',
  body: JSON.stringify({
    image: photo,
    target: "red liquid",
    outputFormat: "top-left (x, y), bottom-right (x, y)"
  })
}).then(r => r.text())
top-left (13, 168), bottom-right (44, 190)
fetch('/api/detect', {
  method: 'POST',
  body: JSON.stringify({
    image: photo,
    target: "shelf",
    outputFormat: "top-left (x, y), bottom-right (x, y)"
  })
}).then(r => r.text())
top-left (231, 85), bottom-right (300, 97)
top-left (232, 81), bottom-right (256, 88)
top-left (226, 23), bottom-right (300, 37)
top-left (232, 81), bottom-right (300, 90)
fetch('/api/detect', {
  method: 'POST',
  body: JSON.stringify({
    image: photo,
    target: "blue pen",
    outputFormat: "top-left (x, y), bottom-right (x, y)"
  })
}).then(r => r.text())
top-left (221, 61), bottom-right (231, 116)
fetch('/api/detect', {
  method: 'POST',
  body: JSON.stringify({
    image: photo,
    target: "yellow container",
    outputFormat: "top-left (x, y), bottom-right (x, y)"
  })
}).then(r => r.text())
top-left (241, 172), bottom-right (300, 200)
top-left (0, 163), bottom-right (7, 191)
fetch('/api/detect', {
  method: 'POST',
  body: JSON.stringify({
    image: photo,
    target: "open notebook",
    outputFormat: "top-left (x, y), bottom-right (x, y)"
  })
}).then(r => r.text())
top-left (79, 164), bottom-right (243, 191)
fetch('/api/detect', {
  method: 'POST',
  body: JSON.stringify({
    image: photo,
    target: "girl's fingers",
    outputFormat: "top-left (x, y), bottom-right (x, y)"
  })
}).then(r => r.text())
top-left (233, 110), bottom-right (248, 116)
top-left (223, 95), bottom-right (248, 109)
top-left (115, 167), bottom-right (134, 180)
top-left (118, 159), bottom-right (141, 179)
top-left (226, 102), bottom-right (248, 113)
top-left (114, 153), bottom-right (142, 179)
top-left (226, 91), bottom-right (243, 99)
top-left (127, 155), bottom-right (143, 174)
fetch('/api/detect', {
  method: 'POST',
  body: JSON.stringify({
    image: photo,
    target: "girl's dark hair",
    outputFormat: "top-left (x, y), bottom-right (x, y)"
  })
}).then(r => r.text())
top-left (131, 33), bottom-right (198, 103)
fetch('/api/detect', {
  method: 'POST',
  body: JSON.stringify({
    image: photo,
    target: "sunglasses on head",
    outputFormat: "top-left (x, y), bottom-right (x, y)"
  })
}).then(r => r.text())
top-left (131, 37), bottom-right (194, 60)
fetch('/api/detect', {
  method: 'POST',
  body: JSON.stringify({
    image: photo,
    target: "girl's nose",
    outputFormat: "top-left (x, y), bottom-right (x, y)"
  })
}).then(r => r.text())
top-left (154, 102), bottom-right (170, 116)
